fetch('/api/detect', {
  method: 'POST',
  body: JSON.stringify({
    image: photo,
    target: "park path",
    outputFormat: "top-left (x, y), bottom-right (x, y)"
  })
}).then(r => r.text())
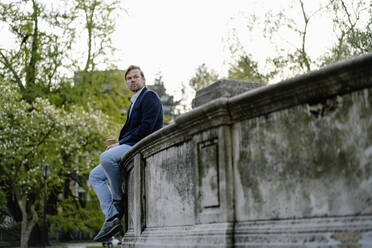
top-left (65, 242), bottom-right (97, 248)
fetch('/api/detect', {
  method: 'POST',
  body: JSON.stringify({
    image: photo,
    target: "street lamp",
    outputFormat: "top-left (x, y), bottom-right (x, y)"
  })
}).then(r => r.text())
top-left (42, 163), bottom-right (51, 248)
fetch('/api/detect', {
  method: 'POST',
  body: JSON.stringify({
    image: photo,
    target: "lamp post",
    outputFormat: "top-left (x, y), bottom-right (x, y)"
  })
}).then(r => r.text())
top-left (42, 163), bottom-right (51, 248)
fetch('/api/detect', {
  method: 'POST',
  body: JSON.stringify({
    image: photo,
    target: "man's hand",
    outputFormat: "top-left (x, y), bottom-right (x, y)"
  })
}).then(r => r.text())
top-left (105, 138), bottom-right (118, 150)
top-left (106, 143), bottom-right (119, 150)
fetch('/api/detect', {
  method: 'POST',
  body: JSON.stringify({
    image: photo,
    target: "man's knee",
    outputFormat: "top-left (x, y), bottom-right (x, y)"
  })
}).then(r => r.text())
top-left (100, 150), bottom-right (113, 167)
top-left (89, 169), bottom-right (96, 185)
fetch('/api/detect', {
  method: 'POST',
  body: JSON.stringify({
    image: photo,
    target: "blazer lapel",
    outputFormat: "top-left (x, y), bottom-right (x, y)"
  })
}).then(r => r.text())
top-left (127, 87), bottom-right (148, 123)
top-left (126, 103), bottom-right (133, 122)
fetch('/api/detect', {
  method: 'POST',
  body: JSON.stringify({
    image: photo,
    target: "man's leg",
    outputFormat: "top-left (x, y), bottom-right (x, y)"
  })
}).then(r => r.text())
top-left (89, 164), bottom-right (118, 220)
top-left (99, 144), bottom-right (132, 206)
top-left (89, 144), bottom-right (131, 241)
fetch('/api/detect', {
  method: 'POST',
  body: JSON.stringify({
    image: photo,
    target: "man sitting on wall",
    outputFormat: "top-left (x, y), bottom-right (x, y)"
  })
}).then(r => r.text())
top-left (89, 65), bottom-right (164, 241)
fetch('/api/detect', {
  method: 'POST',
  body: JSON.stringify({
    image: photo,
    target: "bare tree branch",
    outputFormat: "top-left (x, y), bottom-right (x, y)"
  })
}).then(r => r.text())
top-left (0, 50), bottom-right (25, 91)
top-left (298, 0), bottom-right (311, 71)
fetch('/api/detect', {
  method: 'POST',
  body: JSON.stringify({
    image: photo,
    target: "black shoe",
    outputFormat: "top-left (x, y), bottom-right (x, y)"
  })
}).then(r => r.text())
top-left (93, 217), bottom-right (122, 242)
top-left (113, 200), bottom-right (124, 220)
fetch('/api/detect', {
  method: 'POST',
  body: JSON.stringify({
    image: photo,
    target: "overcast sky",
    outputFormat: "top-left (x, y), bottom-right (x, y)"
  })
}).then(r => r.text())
top-left (113, 0), bottom-right (250, 100)
top-left (111, 0), bottom-right (336, 102)
top-left (0, 0), bottom-right (356, 105)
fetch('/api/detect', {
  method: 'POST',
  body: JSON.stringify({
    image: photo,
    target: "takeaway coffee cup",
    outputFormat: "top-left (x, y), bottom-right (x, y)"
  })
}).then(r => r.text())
top-left (105, 138), bottom-right (116, 146)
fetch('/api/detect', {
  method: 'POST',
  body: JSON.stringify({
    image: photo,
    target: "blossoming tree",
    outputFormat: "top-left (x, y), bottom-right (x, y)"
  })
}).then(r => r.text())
top-left (0, 81), bottom-right (115, 247)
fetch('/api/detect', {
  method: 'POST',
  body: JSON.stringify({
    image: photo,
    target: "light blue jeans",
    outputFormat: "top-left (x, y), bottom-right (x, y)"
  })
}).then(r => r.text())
top-left (89, 144), bottom-right (132, 221)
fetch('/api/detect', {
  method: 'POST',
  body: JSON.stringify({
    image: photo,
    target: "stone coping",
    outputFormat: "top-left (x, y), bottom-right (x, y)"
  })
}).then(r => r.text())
top-left (121, 52), bottom-right (372, 169)
top-left (191, 79), bottom-right (263, 108)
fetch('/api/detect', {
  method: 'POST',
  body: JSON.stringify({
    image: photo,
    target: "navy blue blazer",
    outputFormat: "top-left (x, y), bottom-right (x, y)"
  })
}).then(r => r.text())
top-left (118, 87), bottom-right (163, 146)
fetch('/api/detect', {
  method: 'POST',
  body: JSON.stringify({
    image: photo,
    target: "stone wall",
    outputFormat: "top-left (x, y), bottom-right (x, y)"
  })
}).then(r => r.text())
top-left (120, 53), bottom-right (372, 247)
top-left (191, 80), bottom-right (263, 108)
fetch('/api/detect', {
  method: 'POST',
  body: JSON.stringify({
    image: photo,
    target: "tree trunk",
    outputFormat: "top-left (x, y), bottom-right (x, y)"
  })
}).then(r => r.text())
top-left (17, 194), bottom-right (39, 248)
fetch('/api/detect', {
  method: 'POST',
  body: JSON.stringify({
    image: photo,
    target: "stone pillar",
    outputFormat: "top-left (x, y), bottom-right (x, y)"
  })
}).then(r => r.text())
top-left (192, 80), bottom-right (263, 108)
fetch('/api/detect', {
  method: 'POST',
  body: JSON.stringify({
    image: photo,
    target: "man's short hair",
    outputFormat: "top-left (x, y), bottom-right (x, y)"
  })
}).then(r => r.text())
top-left (125, 65), bottom-right (145, 80)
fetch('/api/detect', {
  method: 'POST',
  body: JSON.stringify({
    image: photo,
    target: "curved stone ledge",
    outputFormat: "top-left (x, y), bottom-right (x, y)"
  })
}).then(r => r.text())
top-left (122, 53), bottom-right (372, 165)
top-left (120, 53), bottom-right (372, 247)
top-left (229, 52), bottom-right (372, 121)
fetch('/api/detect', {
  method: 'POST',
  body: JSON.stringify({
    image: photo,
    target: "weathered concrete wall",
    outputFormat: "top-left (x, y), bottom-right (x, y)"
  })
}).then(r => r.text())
top-left (121, 53), bottom-right (372, 247)
top-left (234, 90), bottom-right (372, 221)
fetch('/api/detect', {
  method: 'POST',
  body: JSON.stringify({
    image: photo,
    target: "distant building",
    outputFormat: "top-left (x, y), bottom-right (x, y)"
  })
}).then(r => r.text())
top-left (147, 79), bottom-right (180, 121)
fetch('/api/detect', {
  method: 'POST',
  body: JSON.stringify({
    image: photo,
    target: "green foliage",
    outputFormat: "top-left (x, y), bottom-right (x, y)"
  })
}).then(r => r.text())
top-left (0, 0), bottom-right (120, 103)
top-left (0, 80), bottom-right (116, 245)
top-left (48, 190), bottom-right (104, 238)
top-left (0, 0), bottom-right (76, 102)
top-left (74, 0), bottom-right (120, 72)
top-left (320, 0), bottom-right (372, 65)
top-left (228, 55), bottom-right (268, 83)
top-left (0, 189), bottom-right (7, 222)
top-left (0, 0), bottom-right (123, 246)
top-left (189, 64), bottom-right (219, 92)
top-left (66, 70), bottom-right (131, 125)
top-left (47, 70), bottom-right (131, 127)
top-left (227, 0), bottom-right (371, 82)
